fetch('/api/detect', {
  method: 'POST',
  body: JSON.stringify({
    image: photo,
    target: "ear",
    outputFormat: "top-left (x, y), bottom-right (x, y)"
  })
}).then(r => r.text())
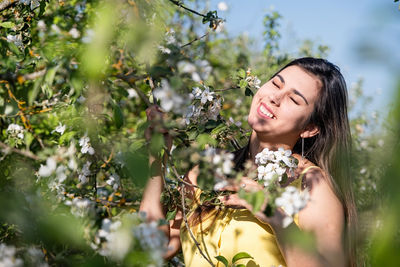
top-left (300, 124), bottom-right (319, 139)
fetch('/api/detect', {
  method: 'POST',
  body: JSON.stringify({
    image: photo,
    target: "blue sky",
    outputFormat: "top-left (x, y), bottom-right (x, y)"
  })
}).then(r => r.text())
top-left (208, 0), bottom-right (400, 115)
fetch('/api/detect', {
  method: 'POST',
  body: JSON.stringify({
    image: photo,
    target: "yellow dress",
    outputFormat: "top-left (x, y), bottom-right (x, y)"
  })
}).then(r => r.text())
top-left (180, 166), bottom-right (318, 267)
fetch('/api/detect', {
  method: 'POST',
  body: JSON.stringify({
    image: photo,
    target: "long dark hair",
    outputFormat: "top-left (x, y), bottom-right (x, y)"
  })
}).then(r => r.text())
top-left (282, 57), bottom-right (357, 267)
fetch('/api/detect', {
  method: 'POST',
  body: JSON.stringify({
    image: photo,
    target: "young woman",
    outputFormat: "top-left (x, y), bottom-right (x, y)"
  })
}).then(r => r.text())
top-left (140, 57), bottom-right (357, 267)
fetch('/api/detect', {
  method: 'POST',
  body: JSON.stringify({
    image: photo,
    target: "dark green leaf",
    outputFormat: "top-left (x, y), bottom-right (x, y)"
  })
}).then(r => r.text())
top-left (214, 255), bottom-right (228, 267)
top-left (112, 102), bottom-right (124, 129)
top-left (245, 87), bottom-right (254, 97)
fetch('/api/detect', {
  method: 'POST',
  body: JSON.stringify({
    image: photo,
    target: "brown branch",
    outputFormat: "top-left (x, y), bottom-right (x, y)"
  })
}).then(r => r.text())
top-left (215, 86), bottom-right (240, 92)
top-left (0, 0), bottom-right (17, 12)
top-left (181, 32), bottom-right (209, 48)
top-left (180, 185), bottom-right (215, 267)
top-left (0, 141), bottom-right (40, 160)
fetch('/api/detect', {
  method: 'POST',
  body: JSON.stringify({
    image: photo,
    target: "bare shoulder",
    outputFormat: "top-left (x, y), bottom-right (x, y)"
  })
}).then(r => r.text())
top-left (299, 164), bottom-right (344, 229)
top-left (297, 163), bottom-right (345, 262)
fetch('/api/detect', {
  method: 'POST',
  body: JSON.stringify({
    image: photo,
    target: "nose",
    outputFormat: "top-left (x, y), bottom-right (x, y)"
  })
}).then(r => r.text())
top-left (269, 90), bottom-right (283, 106)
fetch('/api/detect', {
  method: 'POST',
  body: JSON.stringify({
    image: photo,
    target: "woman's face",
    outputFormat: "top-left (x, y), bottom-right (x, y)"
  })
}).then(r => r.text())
top-left (247, 65), bottom-right (321, 146)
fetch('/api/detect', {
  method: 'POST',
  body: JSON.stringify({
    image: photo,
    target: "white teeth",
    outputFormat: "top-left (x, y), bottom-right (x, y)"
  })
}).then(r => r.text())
top-left (260, 105), bottom-right (275, 119)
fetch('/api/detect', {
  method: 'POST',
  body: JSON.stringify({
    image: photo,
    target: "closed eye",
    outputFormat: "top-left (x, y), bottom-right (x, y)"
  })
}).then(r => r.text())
top-left (272, 81), bottom-right (280, 88)
top-left (290, 97), bottom-right (299, 105)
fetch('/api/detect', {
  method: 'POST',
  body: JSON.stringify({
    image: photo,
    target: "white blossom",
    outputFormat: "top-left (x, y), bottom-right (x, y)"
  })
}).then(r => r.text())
top-left (165, 29), bottom-right (176, 45)
top-left (275, 186), bottom-right (309, 227)
top-left (134, 221), bottom-right (167, 266)
top-left (38, 158), bottom-right (57, 177)
top-left (69, 198), bottom-right (93, 217)
top-left (79, 135), bottom-right (95, 155)
top-left (106, 173), bottom-right (120, 191)
top-left (78, 161), bottom-right (91, 184)
top-left (69, 28), bottom-right (80, 39)
top-left (7, 34), bottom-right (23, 49)
top-left (213, 179), bottom-right (228, 191)
top-left (157, 45), bottom-right (171, 54)
top-left (37, 20), bottom-right (46, 31)
top-left (127, 88), bottom-right (138, 99)
top-left (217, 1), bottom-right (228, 11)
top-left (153, 79), bottom-right (184, 113)
top-left (200, 86), bottom-right (214, 104)
top-left (52, 122), bottom-right (66, 135)
top-left (191, 87), bottom-right (203, 99)
top-left (20, 0), bottom-right (41, 10)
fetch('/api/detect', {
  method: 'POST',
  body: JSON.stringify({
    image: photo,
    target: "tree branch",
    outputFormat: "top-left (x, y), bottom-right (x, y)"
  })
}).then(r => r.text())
top-left (168, 0), bottom-right (206, 18)
top-left (0, 141), bottom-right (40, 161)
top-left (116, 73), bottom-right (152, 107)
top-left (181, 32), bottom-right (209, 48)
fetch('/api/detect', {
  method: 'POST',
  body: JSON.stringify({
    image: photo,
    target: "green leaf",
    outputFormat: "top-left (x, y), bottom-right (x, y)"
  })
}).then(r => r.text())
top-left (112, 101), bottom-right (124, 129)
top-left (166, 209), bottom-right (177, 221)
top-left (234, 265), bottom-right (247, 267)
top-left (232, 252), bottom-right (253, 264)
top-left (238, 190), bottom-right (265, 213)
top-left (239, 79), bottom-right (248, 89)
top-left (214, 255), bottom-right (228, 267)
top-left (149, 133), bottom-right (164, 156)
top-left (0, 22), bottom-right (15, 28)
top-left (59, 131), bottom-right (76, 145)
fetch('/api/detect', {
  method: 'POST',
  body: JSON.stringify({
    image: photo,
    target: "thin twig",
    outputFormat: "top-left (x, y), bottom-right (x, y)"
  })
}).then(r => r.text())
top-left (168, 0), bottom-right (206, 18)
top-left (215, 86), bottom-right (240, 92)
top-left (181, 32), bottom-right (209, 48)
top-left (180, 185), bottom-right (215, 267)
top-left (21, 68), bottom-right (47, 81)
top-left (116, 74), bottom-right (152, 107)
top-left (0, 141), bottom-right (40, 161)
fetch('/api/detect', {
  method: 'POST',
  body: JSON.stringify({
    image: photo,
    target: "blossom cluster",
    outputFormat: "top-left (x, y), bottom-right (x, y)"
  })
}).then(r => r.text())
top-left (200, 148), bottom-right (235, 190)
top-left (153, 79), bottom-right (185, 113)
top-left (254, 147), bottom-right (310, 227)
top-left (255, 147), bottom-right (297, 186)
top-left (6, 124), bottom-right (25, 139)
top-left (275, 186), bottom-right (309, 227)
top-left (0, 243), bottom-right (23, 267)
top-left (183, 85), bottom-right (222, 125)
top-left (91, 214), bottom-right (167, 266)
top-left (79, 134), bottom-right (95, 155)
top-left (245, 68), bottom-right (261, 90)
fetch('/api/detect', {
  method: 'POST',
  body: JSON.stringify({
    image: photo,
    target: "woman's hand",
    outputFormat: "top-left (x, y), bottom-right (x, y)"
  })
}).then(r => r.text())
top-left (217, 178), bottom-right (291, 227)
top-left (217, 178), bottom-right (267, 212)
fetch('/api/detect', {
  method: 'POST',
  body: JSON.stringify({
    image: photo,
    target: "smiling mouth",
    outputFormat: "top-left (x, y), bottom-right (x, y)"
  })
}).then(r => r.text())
top-left (257, 103), bottom-right (276, 119)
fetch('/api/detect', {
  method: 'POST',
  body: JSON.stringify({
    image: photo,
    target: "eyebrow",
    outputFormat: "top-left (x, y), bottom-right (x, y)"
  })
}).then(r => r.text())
top-left (276, 74), bottom-right (309, 105)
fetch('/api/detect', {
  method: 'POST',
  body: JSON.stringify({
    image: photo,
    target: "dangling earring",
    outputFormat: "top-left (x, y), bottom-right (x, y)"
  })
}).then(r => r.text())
top-left (301, 137), bottom-right (304, 160)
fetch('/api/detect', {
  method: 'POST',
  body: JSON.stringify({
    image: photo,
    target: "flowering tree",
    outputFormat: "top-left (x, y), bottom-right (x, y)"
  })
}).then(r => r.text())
top-left (0, 0), bottom-right (397, 266)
